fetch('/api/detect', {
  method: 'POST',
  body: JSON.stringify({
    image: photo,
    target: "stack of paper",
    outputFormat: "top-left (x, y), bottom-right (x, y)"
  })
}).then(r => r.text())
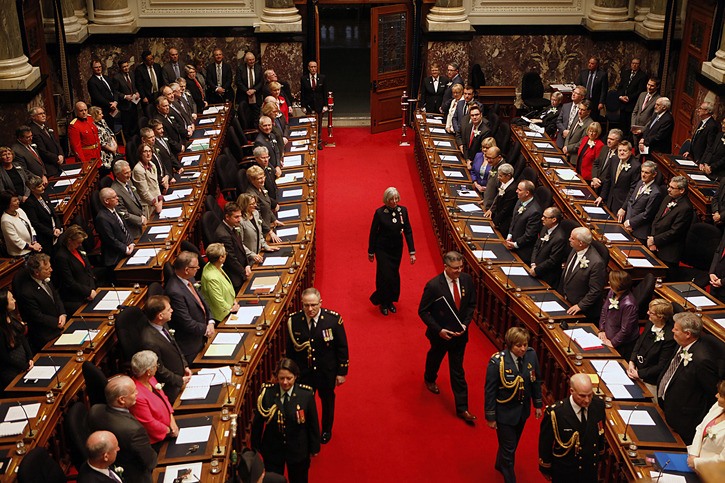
top-left (180, 154), bottom-right (201, 166)
top-left (583, 206), bottom-right (606, 215)
top-left (543, 156), bottom-right (565, 165)
top-left (205, 333), bottom-right (243, 358)
top-left (685, 295), bottom-right (716, 307)
top-left (198, 366), bottom-right (233, 385)
top-left (202, 106), bottom-right (223, 115)
top-left (289, 130), bottom-right (307, 138)
top-left (94, 290), bottom-right (132, 310)
top-left (555, 168), bottom-right (579, 181)
top-left (203, 129), bottom-right (220, 137)
top-left (472, 250), bottom-right (496, 260)
top-left (5, 403), bottom-right (40, 421)
top-left (434, 140), bottom-right (452, 148)
top-left (292, 139), bottom-right (310, 147)
top-left (180, 373), bottom-right (214, 400)
top-left (290, 145), bottom-right (308, 152)
top-left (227, 305), bottom-right (264, 326)
top-left (427, 117), bottom-right (443, 125)
top-left (590, 360), bottom-right (636, 398)
top-left (163, 188), bottom-right (193, 202)
top-left (499, 266), bottom-right (529, 277)
top-left (563, 328), bottom-right (603, 350)
top-left (23, 365), bottom-right (60, 382)
top-left (251, 276), bottom-right (279, 293)
top-left (458, 203), bottom-right (482, 213)
top-left (198, 117), bottom-right (215, 125)
top-left (262, 256), bottom-right (289, 267)
top-left (470, 224), bottom-right (494, 234)
top-left (443, 170), bottom-right (464, 178)
top-left (0, 421), bottom-right (26, 437)
top-left (176, 425), bottom-right (211, 444)
top-left (430, 127), bottom-right (447, 135)
top-left (297, 117), bottom-right (315, 123)
top-left (55, 329), bottom-right (100, 345)
top-left (147, 225), bottom-right (172, 240)
top-left (618, 409), bottom-right (656, 426)
top-left (159, 207), bottom-right (184, 220)
top-left (127, 248), bottom-right (159, 265)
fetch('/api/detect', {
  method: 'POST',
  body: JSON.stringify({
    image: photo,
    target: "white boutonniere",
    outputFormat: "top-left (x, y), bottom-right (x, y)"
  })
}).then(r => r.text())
top-left (169, 115), bottom-right (175, 120)
top-left (721, 135), bottom-right (725, 145)
top-left (622, 163), bottom-right (631, 171)
top-left (193, 282), bottom-right (201, 290)
top-left (579, 256), bottom-right (589, 269)
top-left (31, 143), bottom-right (38, 148)
top-left (168, 328), bottom-right (175, 337)
top-left (706, 427), bottom-right (717, 440)
top-left (154, 382), bottom-right (165, 391)
top-left (446, 81), bottom-right (452, 87)
top-left (498, 187), bottom-right (505, 196)
top-left (234, 226), bottom-right (241, 233)
top-left (262, 189), bottom-right (268, 195)
top-left (608, 297), bottom-right (619, 310)
top-left (79, 250), bottom-right (87, 257)
top-left (517, 205), bottom-right (526, 215)
top-left (667, 201), bottom-right (677, 209)
top-left (680, 349), bottom-right (693, 366)
top-left (541, 234), bottom-right (550, 242)
top-left (473, 129), bottom-right (481, 137)
top-left (643, 187), bottom-right (652, 195)
top-left (654, 331), bottom-right (665, 342)
top-left (587, 139), bottom-right (595, 148)
top-left (113, 466), bottom-right (124, 477)
top-left (48, 128), bottom-right (54, 134)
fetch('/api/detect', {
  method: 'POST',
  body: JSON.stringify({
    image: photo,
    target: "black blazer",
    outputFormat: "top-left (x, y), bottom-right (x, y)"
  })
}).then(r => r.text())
top-left (690, 116), bottom-right (719, 162)
top-left (506, 199), bottom-right (542, 264)
top-left (576, 68), bottom-right (608, 106)
top-left (87, 75), bottom-right (118, 117)
top-left (140, 323), bottom-right (187, 402)
top-left (162, 61), bottom-right (186, 86)
top-left (245, 186), bottom-right (276, 235)
top-left (88, 404), bottom-right (157, 483)
top-left (456, 117), bottom-right (491, 161)
top-left (29, 122), bottom-right (63, 177)
top-left (254, 132), bottom-right (282, 170)
top-left (134, 62), bottom-right (164, 104)
top-left (418, 272), bottom-right (476, 341)
top-left (441, 73), bottom-right (463, 115)
top-left (629, 320), bottom-right (676, 385)
top-left (77, 462), bottom-right (120, 482)
top-left (642, 110), bottom-right (674, 154)
top-left (300, 73), bottom-right (328, 114)
top-left (205, 62), bottom-right (234, 103)
top-left (21, 194), bottom-right (61, 254)
top-left (421, 75), bottom-right (449, 113)
top-left (616, 69), bottom-right (648, 113)
top-left (710, 230), bottom-right (725, 279)
top-left (111, 71), bottom-right (138, 112)
top-left (152, 112), bottom-right (186, 147)
top-left (236, 63), bottom-right (264, 104)
top-left (650, 195), bottom-right (694, 265)
top-left (184, 74), bottom-right (206, 113)
top-left (14, 268), bottom-right (65, 353)
top-left (165, 274), bottom-right (211, 362)
top-left (491, 181), bottom-right (518, 236)
top-left (110, 179), bottom-right (144, 239)
top-left (213, 222), bottom-right (249, 292)
top-left (702, 133), bottom-right (725, 177)
top-left (95, 208), bottom-right (132, 267)
top-left (558, 245), bottom-right (607, 318)
top-left (591, 146), bottom-right (617, 189)
top-left (53, 245), bottom-right (96, 314)
top-left (622, 181), bottom-right (664, 240)
top-left (602, 157), bottom-right (641, 213)
top-left (531, 224), bottom-right (568, 288)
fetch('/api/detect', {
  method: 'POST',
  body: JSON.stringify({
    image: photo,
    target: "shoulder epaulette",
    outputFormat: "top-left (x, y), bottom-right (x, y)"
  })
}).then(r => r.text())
top-left (298, 384), bottom-right (313, 391)
top-left (262, 382), bottom-right (274, 388)
top-left (69, 118), bottom-right (77, 125)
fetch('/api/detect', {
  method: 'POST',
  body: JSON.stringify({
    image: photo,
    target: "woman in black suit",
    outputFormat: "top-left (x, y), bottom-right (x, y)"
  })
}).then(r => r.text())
top-left (368, 187), bottom-right (416, 315)
top-left (0, 290), bottom-right (33, 391)
top-left (627, 298), bottom-right (677, 396)
top-left (22, 174), bottom-right (62, 255)
top-left (53, 225), bottom-right (97, 314)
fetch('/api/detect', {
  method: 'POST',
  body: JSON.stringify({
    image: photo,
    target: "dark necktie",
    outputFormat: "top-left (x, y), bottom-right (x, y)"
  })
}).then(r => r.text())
top-left (282, 392), bottom-right (289, 411)
top-left (112, 210), bottom-right (129, 238)
top-left (586, 72), bottom-right (594, 95)
top-left (515, 357), bottom-right (522, 373)
top-left (125, 74), bottom-right (132, 89)
top-left (580, 408), bottom-right (587, 427)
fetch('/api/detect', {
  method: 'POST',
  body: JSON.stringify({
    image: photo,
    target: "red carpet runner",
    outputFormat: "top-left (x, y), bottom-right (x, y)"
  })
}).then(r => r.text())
top-left (307, 128), bottom-right (546, 482)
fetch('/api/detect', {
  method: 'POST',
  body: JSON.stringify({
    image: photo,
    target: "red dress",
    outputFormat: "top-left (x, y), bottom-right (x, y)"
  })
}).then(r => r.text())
top-left (130, 376), bottom-right (174, 444)
top-left (576, 136), bottom-right (604, 181)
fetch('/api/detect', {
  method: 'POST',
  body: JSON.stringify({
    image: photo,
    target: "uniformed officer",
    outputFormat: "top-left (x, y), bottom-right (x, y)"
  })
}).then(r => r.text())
top-left (287, 287), bottom-right (349, 444)
top-left (485, 327), bottom-right (542, 483)
top-left (251, 358), bottom-right (320, 483)
top-left (67, 101), bottom-right (100, 165)
top-left (539, 373), bottom-right (606, 483)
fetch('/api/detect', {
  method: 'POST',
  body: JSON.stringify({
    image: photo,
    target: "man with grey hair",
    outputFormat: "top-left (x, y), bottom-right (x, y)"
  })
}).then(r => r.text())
top-left (638, 96), bottom-right (673, 155)
top-left (111, 160), bottom-right (145, 238)
top-left (481, 147), bottom-right (505, 210)
top-left (28, 106), bottom-right (64, 177)
top-left (559, 227), bottom-right (606, 320)
top-left (657, 312), bottom-right (719, 444)
top-left (254, 115), bottom-right (282, 171)
top-left (618, 160), bottom-right (663, 244)
top-left (556, 85), bottom-right (587, 148)
top-left (504, 179), bottom-right (542, 264)
top-left (687, 101), bottom-right (719, 163)
top-left (77, 430), bottom-right (122, 482)
top-left (590, 128), bottom-right (622, 194)
top-left (95, 187), bottom-right (134, 269)
top-left (485, 163), bottom-right (517, 235)
top-left (254, 145), bottom-right (279, 197)
top-left (648, 175), bottom-right (693, 272)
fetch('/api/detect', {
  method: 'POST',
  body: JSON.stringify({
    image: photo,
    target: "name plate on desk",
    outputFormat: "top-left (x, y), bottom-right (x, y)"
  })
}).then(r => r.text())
top-left (289, 128), bottom-right (308, 138)
top-left (542, 155), bottom-right (566, 166)
top-left (465, 220), bottom-right (501, 240)
top-left (441, 166), bottom-right (469, 180)
top-left (279, 187), bottom-right (305, 201)
top-left (163, 188), bottom-right (194, 202)
top-left (283, 154), bottom-right (304, 167)
top-left (138, 224), bottom-right (173, 244)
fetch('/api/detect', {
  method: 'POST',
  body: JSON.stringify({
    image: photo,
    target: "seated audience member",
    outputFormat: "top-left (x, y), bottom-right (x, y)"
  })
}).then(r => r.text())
top-left (484, 163), bottom-right (517, 235)
top-left (0, 147), bottom-right (30, 201)
top-left (596, 141), bottom-right (640, 213)
top-left (200, 243), bottom-right (240, 323)
top-left (575, 121), bottom-right (603, 181)
top-left (504, 180), bottom-right (542, 264)
top-left (253, 146), bottom-right (280, 199)
top-left (111, 160), bottom-right (146, 239)
top-left (657, 312), bottom-right (719, 444)
top-left (559, 227), bottom-right (606, 321)
top-left (590, 129), bottom-right (623, 194)
top-left (598, 271), bottom-right (639, 360)
top-left (28, 106), bottom-right (64, 177)
top-left (68, 101), bottom-right (101, 165)
top-left (513, 91), bottom-right (563, 137)
top-left (184, 64), bottom-right (207, 113)
top-left (77, 431), bottom-right (123, 483)
top-left (648, 175), bottom-right (694, 273)
top-left (89, 106), bottom-right (119, 173)
top-left (245, 165), bottom-right (282, 242)
top-left (687, 380), bottom-right (725, 470)
top-left (627, 298), bottom-right (676, 396)
top-left (444, 83), bottom-right (463, 134)
top-left (617, 161), bottom-right (664, 245)
top-left (562, 100), bottom-right (593, 164)
top-left (129, 350), bottom-right (179, 447)
top-left (132, 144), bottom-right (163, 219)
top-left (53, 225), bottom-right (97, 314)
top-left (527, 206), bottom-right (567, 288)
top-left (470, 137), bottom-right (498, 194)
top-left (165, 251), bottom-right (214, 364)
top-left (1, 190), bottom-right (41, 257)
top-left (14, 253), bottom-right (66, 353)
top-left (213, 202), bottom-right (251, 293)
top-left (95, 187), bottom-right (135, 269)
top-left (481, 147), bottom-right (506, 211)
top-left (254, 116), bottom-right (282, 172)
top-left (239, 194), bottom-right (279, 263)
top-left (0, 290), bottom-right (32, 391)
top-left (686, 102), bottom-right (719, 163)
top-left (699, 119), bottom-right (725, 178)
top-left (140, 295), bottom-right (191, 403)
top-left (637, 97), bottom-right (674, 155)
top-left (88, 375), bottom-right (158, 483)
top-left (22, 175), bottom-right (62, 255)
top-left (12, 125), bottom-right (48, 181)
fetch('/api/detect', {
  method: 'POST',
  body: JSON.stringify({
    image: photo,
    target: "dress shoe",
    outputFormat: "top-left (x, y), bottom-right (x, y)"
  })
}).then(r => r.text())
top-left (321, 432), bottom-right (332, 444)
top-left (424, 381), bottom-right (440, 394)
top-left (379, 306), bottom-right (388, 316)
top-left (388, 303), bottom-right (397, 313)
top-left (457, 411), bottom-right (477, 424)
top-left (317, 142), bottom-right (324, 150)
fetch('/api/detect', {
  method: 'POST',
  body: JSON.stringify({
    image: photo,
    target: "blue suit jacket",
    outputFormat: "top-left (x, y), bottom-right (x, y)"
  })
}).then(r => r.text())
top-left (165, 274), bottom-right (211, 362)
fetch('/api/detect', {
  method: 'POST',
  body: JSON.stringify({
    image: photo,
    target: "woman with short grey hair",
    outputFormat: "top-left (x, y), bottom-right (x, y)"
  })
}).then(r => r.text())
top-left (129, 350), bottom-right (179, 446)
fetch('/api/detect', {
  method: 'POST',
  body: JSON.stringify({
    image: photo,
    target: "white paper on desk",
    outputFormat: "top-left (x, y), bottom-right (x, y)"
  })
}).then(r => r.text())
top-left (675, 158), bottom-right (697, 167)
top-left (214, 333), bottom-right (242, 345)
top-left (203, 106), bottom-right (222, 115)
top-left (470, 224), bottom-right (494, 234)
top-left (563, 328), bottom-right (603, 349)
top-left (526, 130), bottom-right (544, 138)
top-left (205, 344), bottom-right (236, 357)
top-left (544, 156), bottom-right (565, 164)
top-left (163, 462), bottom-right (203, 483)
top-left (713, 317), bottom-right (725, 329)
top-left (94, 290), bottom-right (133, 311)
top-left (584, 206), bottom-right (606, 215)
top-left (276, 226), bottom-right (299, 237)
top-left (179, 384), bottom-right (210, 400)
top-left (134, 248), bottom-right (159, 258)
top-left (53, 178), bottom-right (77, 187)
top-left (555, 169), bottom-right (579, 181)
top-left (472, 250), bottom-right (496, 260)
top-left (627, 258), bottom-right (653, 268)
top-left (685, 295), bottom-right (717, 307)
top-left (186, 373), bottom-right (215, 388)
top-left (427, 117), bottom-right (443, 124)
top-left (563, 188), bottom-right (586, 198)
top-left (540, 301), bottom-right (566, 313)
top-left (297, 117), bottom-right (315, 123)
top-left (608, 384), bottom-right (634, 399)
top-left (284, 154), bottom-right (303, 166)
top-left (159, 206), bottom-right (183, 219)
top-left (458, 203), bottom-right (482, 213)
top-left (227, 306), bottom-right (264, 325)
top-left (534, 142), bottom-right (553, 149)
top-left (198, 118), bottom-right (214, 125)
top-left (180, 171), bottom-right (201, 180)
top-left (203, 129), bottom-right (220, 137)
top-left (198, 366), bottom-right (233, 386)
top-left (181, 156), bottom-right (199, 166)
top-left (500, 266), bottom-right (529, 276)
top-left (277, 173), bottom-right (302, 184)
top-left (5, 403), bottom-right (40, 422)
top-left (163, 188), bottom-right (193, 201)
top-left (456, 189), bottom-right (479, 198)
top-left (251, 276), bottom-right (279, 291)
top-left (443, 170), bottom-right (464, 178)
top-left (282, 188), bottom-right (303, 198)
top-left (690, 174), bottom-right (711, 182)
top-left (125, 256), bottom-right (150, 266)
top-left (176, 425), bottom-right (212, 445)
top-left (263, 256), bottom-right (289, 266)
top-left (292, 139), bottom-right (309, 147)
top-left (61, 168), bottom-right (82, 177)
top-left (189, 138), bottom-right (210, 146)
top-left (430, 127), bottom-right (448, 134)
top-left (55, 331), bottom-right (88, 345)
top-left (24, 365), bottom-right (59, 381)
top-left (590, 360), bottom-right (632, 385)
top-left (618, 409), bottom-right (656, 426)
top-left (290, 146), bottom-right (308, 152)
top-left (0, 421), bottom-right (27, 437)
top-left (604, 233), bottom-right (628, 242)
top-left (434, 140), bottom-right (452, 147)
top-left (148, 225), bottom-right (172, 235)
top-left (289, 130), bottom-right (307, 138)
top-left (277, 208), bottom-right (300, 220)
top-left (440, 155), bottom-right (459, 162)
top-left (647, 472), bottom-right (686, 483)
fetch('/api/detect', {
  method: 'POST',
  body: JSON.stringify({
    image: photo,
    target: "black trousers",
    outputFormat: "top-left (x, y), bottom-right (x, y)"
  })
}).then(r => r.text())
top-left (265, 458), bottom-right (310, 483)
top-left (496, 418), bottom-right (526, 483)
top-left (424, 336), bottom-right (469, 412)
top-left (299, 372), bottom-right (337, 434)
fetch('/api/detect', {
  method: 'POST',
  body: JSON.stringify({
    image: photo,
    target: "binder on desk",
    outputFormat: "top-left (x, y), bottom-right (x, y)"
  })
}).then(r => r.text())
top-left (653, 452), bottom-right (694, 473)
top-left (426, 296), bottom-right (465, 332)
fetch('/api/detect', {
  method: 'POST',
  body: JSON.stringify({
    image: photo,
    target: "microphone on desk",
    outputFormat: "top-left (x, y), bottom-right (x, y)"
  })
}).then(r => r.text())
top-left (273, 266), bottom-right (286, 295)
top-left (682, 277), bottom-right (696, 310)
top-left (79, 315), bottom-right (94, 350)
top-left (236, 324), bottom-right (250, 363)
top-left (595, 359), bottom-right (611, 395)
top-left (504, 264), bottom-right (514, 290)
top-left (46, 355), bottom-right (63, 390)
top-left (479, 233), bottom-right (490, 263)
top-left (619, 404), bottom-right (639, 443)
top-left (654, 458), bottom-right (670, 481)
top-left (149, 239), bottom-right (162, 268)
top-left (206, 415), bottom-right (225, 456)
top-left (16, 401), bottom-right (36, 438)
top-left (565, 333), bottom-right (576, 355)
top-left (109, 283), bottom-right (126, 310)
top-left (537, 287), bottom-right (549, 318)
top-left (220, 367), bottom-right (235, 406)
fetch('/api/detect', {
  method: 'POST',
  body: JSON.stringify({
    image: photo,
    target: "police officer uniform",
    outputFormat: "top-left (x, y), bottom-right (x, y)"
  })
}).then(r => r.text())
top-left (287, 308), bottom-right (349, 442)
top-left (484, 347), bottom-right (542, 483)
top-left (538, 395), bottom-right (606, 483)
top-left (67, 116), bottom-right (100, 165)
top-left (251, 382), bottom-right (320, 483)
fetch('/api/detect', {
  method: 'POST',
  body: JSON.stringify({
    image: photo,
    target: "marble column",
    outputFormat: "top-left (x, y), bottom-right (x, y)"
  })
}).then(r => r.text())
top-left (426, 0), bottom-right (471, 32)
top-left (41, 0), bottom-right (87, 43)
top-left (73, 0), bottom-right (87, 26)
top-left (636, 0), bottom-right (666, 39)
top-left (702, 27), bottom-right (725, 84)
top-left (586, 0), bottom-right (633, 31)
top-left (257, 0), bottom-right (302, 32)
top-left (634, 0), bottom-right (651, 22)
top-left (89, 0), bottom-right (137, 33)
top-left (0, 0), bottom-right (41, 90)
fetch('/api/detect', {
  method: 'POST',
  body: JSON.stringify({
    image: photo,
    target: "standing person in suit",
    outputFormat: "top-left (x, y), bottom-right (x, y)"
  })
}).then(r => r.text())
top-left (617, 58), bottom-right (648, 135)
top-left (0, 190), bottom-right (40, 257)
top-left (504, 180), bottom-right (542, 264)
top-left (421, 63), bottom-right (448, 113)
top-left (245, 165), bottom-right (282, 242)
top-left (94, 188), bottom-right (135, 270)
top-left (76, 431), bottom-right (123, 483)
top-left (213, 202), bottom-right (251, 293)
top-left (87, 60), bottom-right (118, 120)
top-left (301, 60), bottom-right (328, 149)
top-left (456, 104), bottom-right (491, 169)
top-left (162, 47), bottom-right (186, 86)
top-left (419, 251), bottom-right (477, 424)
top-left (53, 225), bottom-right (97, 315)
top-left (145, 122), bottom-right (180, 188)
top-left (134, 50), bottom-right (163, 108)
top-left (562, 100), bottom-right (593, 165)
top-left (28, 107), bottom-right (63, 177)
top-left (630, 77), bottom-right (660, 137)
top-left (539, 373), bottom-right (606, 483)
top-left (236, 51), bottom-right (264, 128)
top-left (254, 116), bottom-right (282, 172)
top-left (200, 243), bottom-right (240, 323)
top-left (514, 91), bottom-right (563, 137)
top-left (560, 227), bottom-right (607, 321)
top-left (131, 144), bottom-right (163, 219)
top-left (596, 141), bottom-right (641, 213)
top-left (637, 97), bottom-right (674, 155)
top-left (555, 85), bottom-right (586, 148)
top-left (13, 253), bottom-right (66, 353)
top-left (700, 119), bottom-right (725, 178)
top-left (590, 129), bottom-right (623, 195)
top-left (485, 163), bottom-right (517, 235)
top-left (470, 137), bottom-right (499, 194)
top-left (140, 295), bottom-right (191, 403)
top-left (657, 312), bottom-right (719, 444)
top-left (251, 358), bottom-right (320, 482)
top-left (206, 48), bottom-right (234, 104)
top-left (485, 327), bottom-right (543, 483)
top-left (441, 63), bottom-right (464, 115)
top-left (184, 64), bottom-right (207, 113)
top-left (648, 176), bottom-right (694, 273)
top-left (152, 96), bottom-right (186, 151)
top-left (111, 161), bottom-right (146, 239)
top-left (709, 229), bottom-right (725, 302)
top-left (22, 174), bottom-right (62, 255)
top-left (88, 375), bottom-right (158, 483)
top-left (165, 251), bottom-right (214, 364)
top-left (286, 288), bottom-right (349, 444)
top-left (575, 121), bottom-right (603, 182)
top-left (450, 85), bottom-right (479, 135)
top-left (0, 148), bottom-right (29, 201)
top-left (597, 271), bottom-right (640, 360)
top-left (445, 83), bottom-right (464, 134)
top-left (368, 187), bottom-right (416, 316)
top-left (618, 161), bottom-right (664, 245)
top-left (238, 194), bottom-right (278, 267)
top-left (686, 102), bottom-right (719, 163)
top-left (112, 59), bottom-right (140, 140)
top-left (528, 207), bottom-right (568, 288)
top-left (687, 380), bottom-right (725, 470)
top-left (479, 146), bottom-right (504, 209)
top-left (576, 57), bottom-right (608, 117)
top-left (12, 126), bottom-right (48, 182)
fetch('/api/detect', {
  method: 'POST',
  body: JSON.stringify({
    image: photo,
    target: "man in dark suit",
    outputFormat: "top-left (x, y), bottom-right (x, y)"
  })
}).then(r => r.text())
top-left (576, 57), bottom-right (608, 117)
top-left (597, 141), bottom-right (641, 213)
top-left (481, 147), bottom-right (505, 210)
top-left (301, 60), bottom-right (329, 149)
top-left (134, 50), bottom-right (164, 108)
top-left (590, 128), bottom-right (622, 195)
top-left (630, 77), bottom-right (660, 135)
top-left (562, 99), bottom-right (593, 164)
top-left (539, 374), bottom-right (606, 483)
top-left (111, 59), bottom-right (140, 140)
top-left (76, 431), bottom-right (123, 483)
top-left (648, 175), bottom-right (694, 272)
top-left (22, 174), bottom-right (62, 255)
top-left (206, 48), bottom-right (234, 104)
top-left (559, 227), bottom-right (607, 321)
top-left (162, 47), bottom-right (186, 86)
top-left (687, 101), bottom-right (719, 163)
top-left (213, 202), bottom-right (251, 293)
top-left (13, 253), bottom-right (66, 353)
top-left (12, 125), bottom-right (48, 181)
top-left (111, 160), bottom-right (145, 239)
top-left (657, 312), bottom-right (719, 444)
top-left (486, 163), bottom-right (518, 236)
top-left (236, 51), bottom-right (264, 128)
top-left (616, 58), bottom-right (648, 135)
top-left (140, 125), bottom-right (173, 194)
top-left (514, 91), bottom-right (563, 137)
top-left (638, 97), bottom-right (674, 155)
top-left (711, 174), bottom-right (725, 229)
top-left (87, 60), bottom-right (118, 120)
top-left (165, 251), bottom-right (214, 364)
top-left (28, 107), bottom-right (63, 177)
top-left (555, 85), bottom-right (586, 148)
top-left (618, 161), bottom-right (664, 244)
top-left (421, 63), bottom-right (448, 113)
top-left (504, 180), bottom-right (542, 264)
top-left (700, 119), bottom-right (725, 178)
top-left (88, 376), bottom-right (158, 483)
top-left (441, 63), bottom-right (464, 115)
top-left (528, 207), bottom-right (568, 288)
top-left (152, 96), bottom-right (186, 152)
top-left (140, 295), bottom-right (191, 403)
top-left (168, 83), bottom-right (194, 136)
top-left (450, 85), bottom-right (480, 135)
top-left (456, 104), bottom-right (491, 168)
top-left (485, 327), bottom-right (543, 483)
top-left (286, 288), bottom-right (349, 444)
top-left (95, 188), bottom-right (135, 269)
top-left (254, 116), bottom-right (282, 171)
top-left (419, 251), bottom-right (478, 424)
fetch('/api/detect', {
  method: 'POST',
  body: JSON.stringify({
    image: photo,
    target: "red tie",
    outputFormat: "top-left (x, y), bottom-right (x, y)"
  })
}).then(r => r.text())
top-left (311, 76), bottom-right (317, 89)
top-left (452, 280), bottom-right (461, 309)
top-left (186, 280), bottom-right (205, 314)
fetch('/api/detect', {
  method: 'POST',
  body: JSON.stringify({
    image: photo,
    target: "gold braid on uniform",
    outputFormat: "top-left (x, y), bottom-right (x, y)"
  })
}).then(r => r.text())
top-left (551, 411), bottom-right (580, 457)
top-left (287, 317), bottom-right (311, 355)
top-left (496, 356), bottom-right (524, 404)
top-left (256, 386), bottom-right (279, 424)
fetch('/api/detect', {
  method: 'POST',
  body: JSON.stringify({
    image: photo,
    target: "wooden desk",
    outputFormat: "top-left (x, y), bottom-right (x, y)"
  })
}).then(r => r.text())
top-left (607, 401), bottom-right (684, 450)
top-left (152, 461), bottom-right (227, 483)
top-left (651, 152), bottom-right (715, 220)
top-left (656, 281), bottom-right (725, 312)
top-left (550, 323), bottom-right (621, 359)
top-left (156, 412), bottom-right (231, 466)
top-left (5, 354), bottom-right (83, 406)
top-left (193, 329), bottom-right (265, 368)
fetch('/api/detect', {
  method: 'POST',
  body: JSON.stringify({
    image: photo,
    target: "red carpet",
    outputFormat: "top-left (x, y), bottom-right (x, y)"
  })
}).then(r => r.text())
top-left (307, 128), bottom-right (547, 482)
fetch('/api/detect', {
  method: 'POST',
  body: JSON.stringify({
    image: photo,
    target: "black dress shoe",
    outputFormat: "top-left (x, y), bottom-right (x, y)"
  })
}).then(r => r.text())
top-left (318, 142), bottom-right (324, 150)
top-left (379, 306), bottom-right (388, 316)
top-left (321, 432), bottom-right (332, 444)
top-left (388, 303), bottom-right (397, 313)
